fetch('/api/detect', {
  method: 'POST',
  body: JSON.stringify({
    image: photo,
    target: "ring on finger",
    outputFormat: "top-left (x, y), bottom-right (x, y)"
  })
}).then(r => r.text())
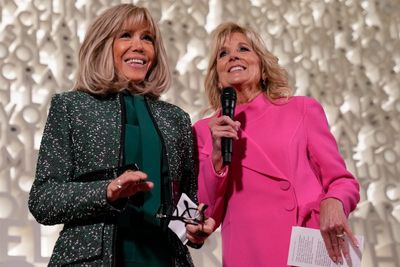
top-left (336, 233), bottom-right (346, 241)
top-left (116, 179), bottom-right (122, 189)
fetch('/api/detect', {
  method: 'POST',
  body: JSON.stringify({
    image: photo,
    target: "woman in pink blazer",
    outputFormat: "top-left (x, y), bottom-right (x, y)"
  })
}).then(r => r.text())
top-left (193, 22), bottom-right (360, 267)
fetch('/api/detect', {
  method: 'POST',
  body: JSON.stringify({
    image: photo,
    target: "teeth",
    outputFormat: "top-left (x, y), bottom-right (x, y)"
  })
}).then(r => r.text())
top-left (126, 58), bottom-right (144, 64)
top-left (229, 66), bottom-right (244, 72)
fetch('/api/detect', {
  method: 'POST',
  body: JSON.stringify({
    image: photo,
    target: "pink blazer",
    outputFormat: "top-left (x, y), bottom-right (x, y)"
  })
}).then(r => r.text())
top-left (193, 95), bottom-right (359, 267)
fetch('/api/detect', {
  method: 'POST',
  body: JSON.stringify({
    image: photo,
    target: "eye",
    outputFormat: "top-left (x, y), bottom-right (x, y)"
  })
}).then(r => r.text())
top-left (218, 50), bottom-right (228, 58)
top-left (142, 34), bottom-right (155, 43)
top-left (120, 32), bottom-right (131, 38)
top-left (238, 46), bottom-right (250, 52)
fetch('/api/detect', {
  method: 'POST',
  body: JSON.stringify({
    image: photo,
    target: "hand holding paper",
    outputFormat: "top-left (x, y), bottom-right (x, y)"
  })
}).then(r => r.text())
top-left (288, 226), bottom-right (364, 267)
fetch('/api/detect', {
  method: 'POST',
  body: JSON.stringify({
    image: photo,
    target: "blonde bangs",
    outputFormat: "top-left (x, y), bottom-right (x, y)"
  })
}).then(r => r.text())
top-left (123, 10), bottom-right (155, 36)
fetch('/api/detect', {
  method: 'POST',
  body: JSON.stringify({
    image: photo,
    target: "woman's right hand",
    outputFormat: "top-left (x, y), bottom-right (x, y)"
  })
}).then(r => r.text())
top-left (208, 115), bottom-right (240, 172)
top-left (107, 170), bottom-right (154, 203)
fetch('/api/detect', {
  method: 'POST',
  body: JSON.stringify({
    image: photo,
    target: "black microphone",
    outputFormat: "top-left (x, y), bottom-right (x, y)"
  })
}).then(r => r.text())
top-left (220, 87), bottom-right (237, 165)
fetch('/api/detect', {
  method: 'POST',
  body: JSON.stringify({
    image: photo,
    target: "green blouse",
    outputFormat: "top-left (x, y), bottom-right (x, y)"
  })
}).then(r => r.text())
top-left (115, 94), bottom-right (173, 266)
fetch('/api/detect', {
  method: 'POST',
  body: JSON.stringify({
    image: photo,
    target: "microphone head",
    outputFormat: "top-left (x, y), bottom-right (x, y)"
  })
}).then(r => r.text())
top-left (220, 87), bottom-right (237, 119)
top-left (220, 87), bottom-right (237, 103)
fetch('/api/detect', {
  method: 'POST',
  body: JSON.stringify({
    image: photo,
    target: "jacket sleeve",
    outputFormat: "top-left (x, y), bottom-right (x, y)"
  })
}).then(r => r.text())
top-left (180, 112), bottom-right (198, 204)
top-left (28, 94), bottom-right (122, 225)
top-left (193, 120), bottom-right (229, 229)
top-left (304, 97), bottom-right (360, 216)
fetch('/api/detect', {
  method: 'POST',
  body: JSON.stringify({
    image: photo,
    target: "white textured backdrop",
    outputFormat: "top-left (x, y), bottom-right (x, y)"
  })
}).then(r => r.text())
top-left (0, 0), bottom-right (399, 266)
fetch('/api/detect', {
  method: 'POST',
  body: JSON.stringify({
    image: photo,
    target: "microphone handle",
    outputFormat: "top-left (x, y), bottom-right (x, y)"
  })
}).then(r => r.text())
top-left (221, 137), bottom-right (233, 165)
top-left (222, 106), bottom-right (235, 119)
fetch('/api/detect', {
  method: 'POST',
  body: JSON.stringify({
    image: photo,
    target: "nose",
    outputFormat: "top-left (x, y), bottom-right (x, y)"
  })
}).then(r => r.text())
top-left (130, 38), bottom-right (144, 53)
top-left (229, 52), bottom-right (239, 61)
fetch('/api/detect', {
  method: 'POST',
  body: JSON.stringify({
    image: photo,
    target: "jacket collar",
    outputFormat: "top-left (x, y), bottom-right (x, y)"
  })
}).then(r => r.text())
top-left (200, 129), bottom-right (288, 181)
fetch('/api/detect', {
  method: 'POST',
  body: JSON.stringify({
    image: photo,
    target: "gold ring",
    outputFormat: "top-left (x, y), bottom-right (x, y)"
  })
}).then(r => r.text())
top-left (116, 180), bottom-right (122, 189)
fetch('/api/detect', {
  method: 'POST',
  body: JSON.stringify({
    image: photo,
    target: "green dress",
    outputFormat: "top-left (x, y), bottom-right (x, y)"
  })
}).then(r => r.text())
top-left (115, 93), bottom-right (173, 266)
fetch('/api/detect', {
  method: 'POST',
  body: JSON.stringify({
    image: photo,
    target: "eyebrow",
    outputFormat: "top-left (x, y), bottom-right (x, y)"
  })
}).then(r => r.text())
top-left (118, 28), bottom-right (155, 37)
top-left (237, 42), bottom-right (251, 47)
top-left (120, 27), bottom-right (152, 32)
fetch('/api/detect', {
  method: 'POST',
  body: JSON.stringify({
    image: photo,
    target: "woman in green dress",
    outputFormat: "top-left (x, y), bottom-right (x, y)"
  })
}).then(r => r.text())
top-left (28, 4), bottom-right (215, 266)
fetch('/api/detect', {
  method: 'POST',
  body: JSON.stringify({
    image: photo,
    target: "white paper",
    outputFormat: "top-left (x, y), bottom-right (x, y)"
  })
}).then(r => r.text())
top-left (287, 226), bottom-right (364, 267)
top-left (168, 193), bottom-right (198, 244)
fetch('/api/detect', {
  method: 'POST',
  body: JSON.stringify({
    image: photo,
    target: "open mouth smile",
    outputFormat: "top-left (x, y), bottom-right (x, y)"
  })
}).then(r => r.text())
top-left (228, 65), bottom-right (246, 72)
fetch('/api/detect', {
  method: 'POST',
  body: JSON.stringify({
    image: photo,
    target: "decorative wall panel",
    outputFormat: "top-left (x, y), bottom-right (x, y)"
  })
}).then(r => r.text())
top-left (0, 0), bottom-right (399, 266)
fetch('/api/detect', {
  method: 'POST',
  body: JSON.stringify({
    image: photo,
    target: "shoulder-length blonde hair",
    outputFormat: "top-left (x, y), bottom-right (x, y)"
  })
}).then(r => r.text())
top-left (74, 4), bottom-right (170, 98)
top-left (205, 22), bottom-right (292, 110)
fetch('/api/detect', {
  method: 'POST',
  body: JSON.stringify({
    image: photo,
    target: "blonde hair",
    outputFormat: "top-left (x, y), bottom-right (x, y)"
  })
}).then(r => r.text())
top-left (74, 4), bottom-right (170, 98)
top-left (204, 22), bottom-right (292, 110)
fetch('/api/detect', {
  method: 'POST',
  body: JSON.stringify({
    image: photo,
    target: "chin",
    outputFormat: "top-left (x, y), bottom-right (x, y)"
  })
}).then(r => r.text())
top-left (125, 75), bottom-right (146, 82)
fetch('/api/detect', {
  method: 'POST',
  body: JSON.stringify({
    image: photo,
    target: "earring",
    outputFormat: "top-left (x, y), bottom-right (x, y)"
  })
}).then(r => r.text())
top-left (260, 79), bottom-right (267, 90)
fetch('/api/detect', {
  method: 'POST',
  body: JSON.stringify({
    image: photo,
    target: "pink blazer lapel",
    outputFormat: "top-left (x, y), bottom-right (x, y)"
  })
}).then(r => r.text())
top-left (199, 128), bottom-right (288, 181)
top-left (237, 129), bottom-right (288, 181)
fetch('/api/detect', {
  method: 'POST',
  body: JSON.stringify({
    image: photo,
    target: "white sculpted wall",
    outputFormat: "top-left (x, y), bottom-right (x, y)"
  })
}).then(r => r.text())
top-left (0, 0), bottom-right (399, 266)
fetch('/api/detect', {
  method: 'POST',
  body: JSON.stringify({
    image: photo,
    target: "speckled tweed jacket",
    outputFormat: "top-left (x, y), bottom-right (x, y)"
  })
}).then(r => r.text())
top-left (28, 90), bottom-right (197, 267)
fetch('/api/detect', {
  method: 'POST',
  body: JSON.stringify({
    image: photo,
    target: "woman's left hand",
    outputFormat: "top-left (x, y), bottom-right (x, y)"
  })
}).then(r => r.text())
top-left (185, 203), bottom-right (216, 245)
top-left (320, 198), bottom-right (359, 265)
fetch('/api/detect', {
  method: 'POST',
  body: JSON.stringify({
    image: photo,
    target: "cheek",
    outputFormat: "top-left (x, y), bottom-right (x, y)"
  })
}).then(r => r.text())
top-left (112, 44), bottom-right (120, 62)
top-left (251, 69), bottom-right (261, 81)
top-left (113, 40), bottom-right (128, 59)
top-left (216, 61), bottom-right (226, 76)
top-left (112, 42), bottom-right (127, 72)
top-left (250, 60), bottom-right (261, 77)
top-left (112, 52), bottom-right (122, 73)
top-left (148, 54), bottom-right (155, 69)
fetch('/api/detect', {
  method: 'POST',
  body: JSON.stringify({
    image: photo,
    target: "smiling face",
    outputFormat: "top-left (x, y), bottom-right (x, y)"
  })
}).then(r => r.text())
top-left (216, 32), bottom-right (261, 91)
top-left (113, 21), bottom-right (155, 82)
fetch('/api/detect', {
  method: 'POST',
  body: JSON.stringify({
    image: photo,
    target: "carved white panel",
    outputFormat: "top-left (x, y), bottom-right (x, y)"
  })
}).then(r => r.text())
top-left (0, 0), bottom-right (399, 266)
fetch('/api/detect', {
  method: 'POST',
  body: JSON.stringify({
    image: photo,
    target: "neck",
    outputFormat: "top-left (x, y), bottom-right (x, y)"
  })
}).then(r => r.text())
top-left (235, 85), bottom-right (262, 104)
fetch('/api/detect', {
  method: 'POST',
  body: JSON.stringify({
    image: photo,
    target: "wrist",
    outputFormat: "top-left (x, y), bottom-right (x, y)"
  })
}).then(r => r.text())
top-left (212, 153), bottom-right (223, 172)
top-left (215, 166), bottom-right (227, 175)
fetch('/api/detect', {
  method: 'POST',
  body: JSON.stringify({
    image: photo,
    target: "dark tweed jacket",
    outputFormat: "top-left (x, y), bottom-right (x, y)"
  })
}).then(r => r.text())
top-left (28, 91), bottom-right (197, 266)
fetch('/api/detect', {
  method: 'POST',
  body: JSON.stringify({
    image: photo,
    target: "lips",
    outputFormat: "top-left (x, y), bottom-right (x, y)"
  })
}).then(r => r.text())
top-left (228, 65), bottom-right (246, 72)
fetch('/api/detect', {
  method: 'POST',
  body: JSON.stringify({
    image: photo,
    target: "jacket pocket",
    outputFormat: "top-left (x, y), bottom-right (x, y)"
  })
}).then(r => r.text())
top-left (49, 223), bottom-right (104, 266)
